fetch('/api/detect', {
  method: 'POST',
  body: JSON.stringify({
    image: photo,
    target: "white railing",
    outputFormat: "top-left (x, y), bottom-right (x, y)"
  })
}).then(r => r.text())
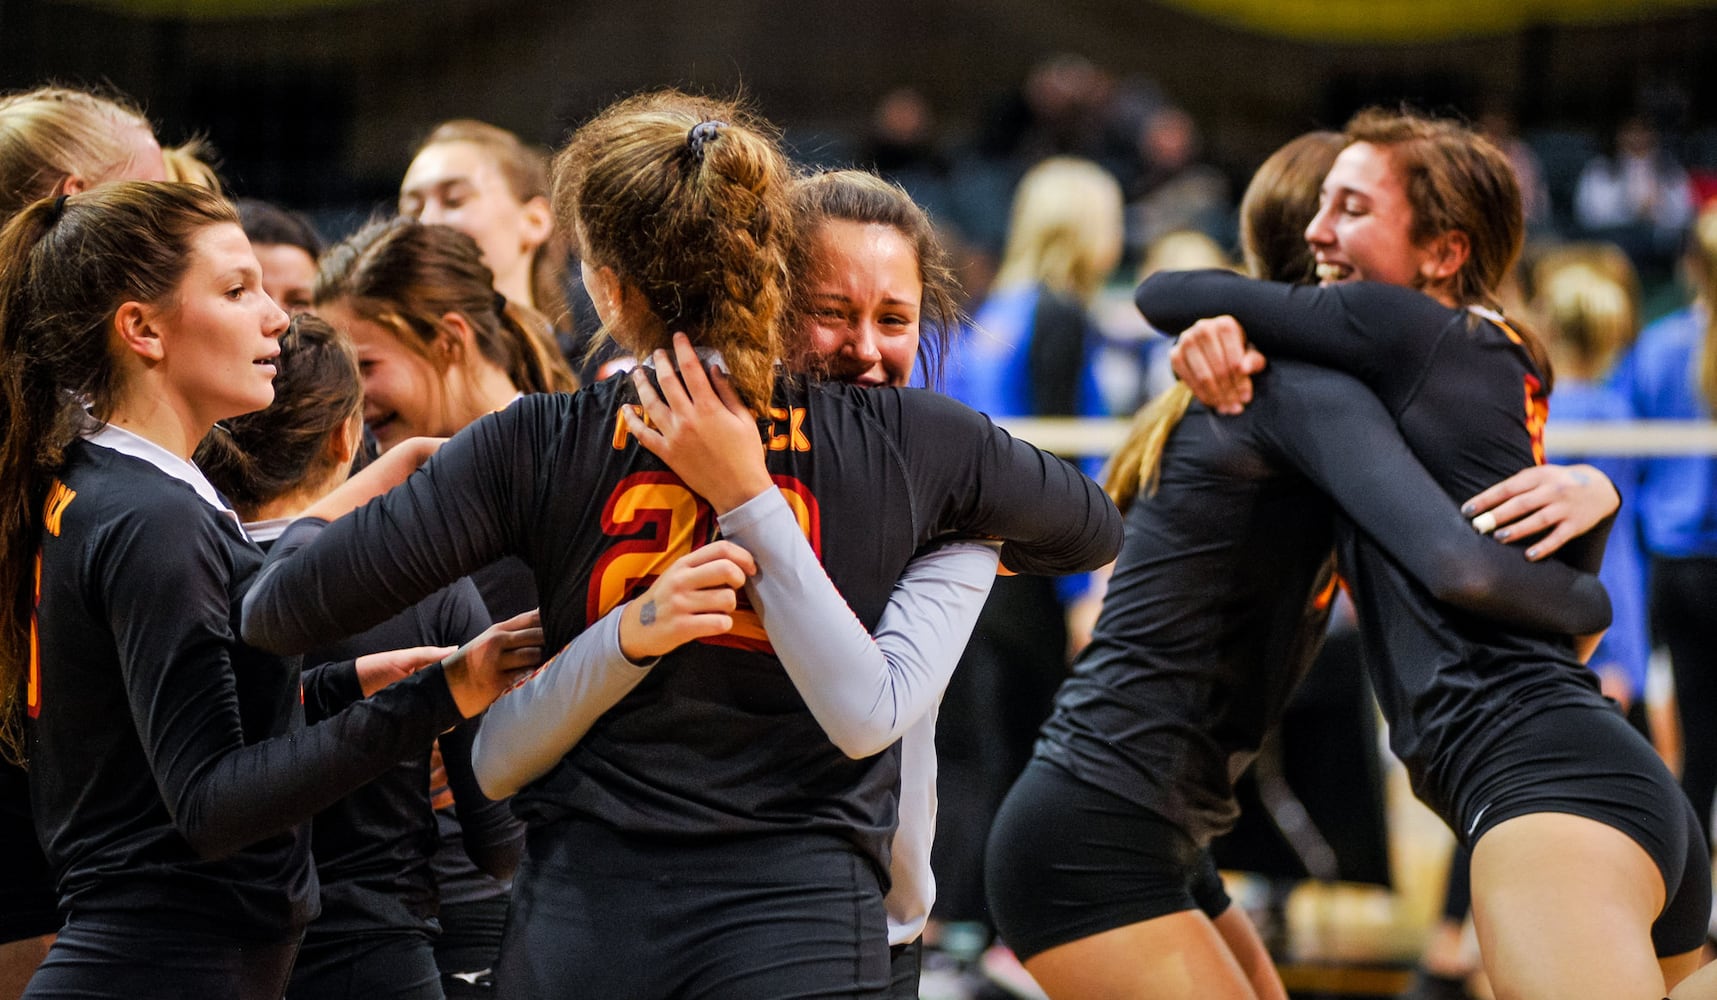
top-left (992, 418), bottom-right (1717, 458)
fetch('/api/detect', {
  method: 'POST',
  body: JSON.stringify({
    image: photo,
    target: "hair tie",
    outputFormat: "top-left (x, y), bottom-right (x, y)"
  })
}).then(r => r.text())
top-left (48, 194), bottom-right (68, 222)
top-left (686, 120), bottom-right (727, 163)
top-left (493, 290), bottom-right (509, 316)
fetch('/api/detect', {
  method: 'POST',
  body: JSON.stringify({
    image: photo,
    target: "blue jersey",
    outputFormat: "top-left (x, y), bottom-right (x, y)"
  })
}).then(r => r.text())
top-left (1548, 379), bottom-right (1650, 698)
top-left (1610, 306), bottom-right (1717, 557)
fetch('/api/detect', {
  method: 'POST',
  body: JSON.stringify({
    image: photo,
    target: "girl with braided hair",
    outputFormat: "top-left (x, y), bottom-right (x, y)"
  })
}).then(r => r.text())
top-left (240, 90), bottom-right (1121, 999)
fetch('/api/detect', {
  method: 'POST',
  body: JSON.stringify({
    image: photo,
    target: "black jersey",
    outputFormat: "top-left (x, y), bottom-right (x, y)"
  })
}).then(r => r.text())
top-left (1037, 360), bottom-right (1610, 845)
top-left (1137, 271), bottom-right (1618, 821)
top-left (243, 375), bottom-right (1122, 875)
top-left (26, 441), bottom-right (464, 939)
top-left (291, 574), bottom-right (517, 942)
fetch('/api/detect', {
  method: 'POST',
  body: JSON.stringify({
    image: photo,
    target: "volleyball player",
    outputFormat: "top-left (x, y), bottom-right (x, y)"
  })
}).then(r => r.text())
top-left (983, 128), bottom-right (1617, 1000)
top-left (195, 313), bottom-right (524, 1000)
top-left (0, 88), bottom-right (170, 993)
top-left (468, 168), bottom-right (994, 999)
top-left (0, 183), bottom-right (537, 999)
top-left (1140, 108), bottom-right (1707, 1000)
top-left (240, 91), bottom-right (1120, 999)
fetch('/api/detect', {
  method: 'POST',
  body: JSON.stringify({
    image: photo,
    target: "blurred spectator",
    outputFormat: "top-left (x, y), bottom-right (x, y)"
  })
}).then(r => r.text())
top-left (1609, 204), bottom-right (1717, 844)
top-left (1127, 105), bottom-right (1231, 254)
top-left (975, 53), bottom-right (1111, 164)
top-left (1090, 229), bottom-right (1232, 414)
top-left (864, 87), bottom-right (948, 178)
top-left (1531, 244), bottom-right (1651, 729)
top-left (933, 156), bottom-right (1123, 938)
top-left (1575, 114), bottom-right (1695, 273)
top-left (161, 136), bottom-right (222, 192)
top-left (237, 198), bottom-right (325, 314)
top-left (1479, 108), bottom-right (1551, 233)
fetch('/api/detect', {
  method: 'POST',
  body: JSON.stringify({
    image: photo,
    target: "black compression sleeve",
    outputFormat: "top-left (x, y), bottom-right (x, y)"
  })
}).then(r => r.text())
top-left (301, 659), bottom-right (362, 722)
top-left (438, 718), bottom-right (523, 880)
top-left (1135, 270), bottom-right (1458, 406)
top-left (106, 505), bottom-right (464, 861)
top-left (242, 404), bottom-right (543, 654)
top-left (1254, 365), bottom-right (1611, 635)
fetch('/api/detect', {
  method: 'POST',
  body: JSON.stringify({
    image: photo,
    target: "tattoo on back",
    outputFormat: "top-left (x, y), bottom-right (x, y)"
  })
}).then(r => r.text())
top-left (640, 600), bottom-right (657, 626)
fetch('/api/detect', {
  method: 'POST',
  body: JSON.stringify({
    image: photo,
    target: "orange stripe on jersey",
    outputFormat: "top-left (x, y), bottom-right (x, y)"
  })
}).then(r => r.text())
top-left (27, 551), bottom-right (42, 718)
top-left (1472, 308), bottom-right (1549, 466)
top-left (41, 480), bottom-right (76, 538)
top-left (1312, 573), bottom-right (1339, 612)
top-left (1523, 372), bottom-right (1548, 466)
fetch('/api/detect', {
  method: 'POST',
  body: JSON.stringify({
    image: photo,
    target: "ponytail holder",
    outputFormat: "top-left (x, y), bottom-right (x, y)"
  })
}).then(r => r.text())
top-left (493, 290), bottom-right (509, 316)
top-left (686, 120), bottom-right (727, 163)
top-left (48, 194), bottom-right (69, 222)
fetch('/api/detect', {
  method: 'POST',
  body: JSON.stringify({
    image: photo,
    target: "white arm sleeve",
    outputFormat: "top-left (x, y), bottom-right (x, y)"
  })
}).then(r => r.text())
top-left (718, 488), bottom-right (1000, 759)
top-left (471, 605), bottom-right (657, 798)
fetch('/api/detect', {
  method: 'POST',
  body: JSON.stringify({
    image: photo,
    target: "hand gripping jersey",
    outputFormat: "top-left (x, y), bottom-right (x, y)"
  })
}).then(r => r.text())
top-left (243, 374), bottom-right (1121, 878)
top-left (1138, 271), bottom-right (1618, 824)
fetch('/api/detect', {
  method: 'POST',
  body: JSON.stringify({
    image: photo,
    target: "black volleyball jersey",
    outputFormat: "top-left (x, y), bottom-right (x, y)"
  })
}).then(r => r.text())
top-left (292, 573), bottom-right (516, 941)
top-left (244, 374), bottom-right (1122, 875)
top-left (1138, 271), bottom-right (1617, 821)
top-left (26, 438), bottom-right (464, 939)
top-left (1037, 360), bottom-right (1610, 845)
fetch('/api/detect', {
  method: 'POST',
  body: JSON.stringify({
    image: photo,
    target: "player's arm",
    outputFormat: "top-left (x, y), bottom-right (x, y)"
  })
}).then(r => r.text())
top-left (471, 541), bottom-right (755, 798)
top-left (1137, 271), bottom-right (1448, 411)
top-left (109, 505), bottom-right (468, 860)
top-left (720, 486), bottom-right (1001, 759)
top-left (1257, 365), bottom-right (1611, 635)
top-left (241, 403), bottom-right (545, 655)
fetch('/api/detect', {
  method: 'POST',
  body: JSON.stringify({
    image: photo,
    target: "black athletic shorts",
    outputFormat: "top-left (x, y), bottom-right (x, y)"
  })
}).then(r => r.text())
top-left (1460, 701), bottom-right (1711, 957)
top-left (496, 820), bottom-right (890, 999)
top-left (22, 915), bottom-right (299, 1000)
top-left (287, 931), bottom-right (443, 1000)
top-left (986, 759), bottom-right (1233, 962)
top-left (886, 940), bottom-right (920, 1000)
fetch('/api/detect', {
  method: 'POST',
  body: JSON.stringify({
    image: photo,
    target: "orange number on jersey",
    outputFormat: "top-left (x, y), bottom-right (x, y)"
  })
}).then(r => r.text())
top-left (586, 472), bottom-right (820, 654)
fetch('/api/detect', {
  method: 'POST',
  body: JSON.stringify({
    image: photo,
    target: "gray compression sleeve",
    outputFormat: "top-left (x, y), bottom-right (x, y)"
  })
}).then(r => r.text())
top-left (718, 488), bottom-right (1001, 759)
top-left (470, 605), bottom-right (657, 798)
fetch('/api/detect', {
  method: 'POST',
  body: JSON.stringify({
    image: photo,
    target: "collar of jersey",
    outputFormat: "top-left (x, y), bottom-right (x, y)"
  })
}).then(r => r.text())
top-left (82, 422), bottom-right (243, 527)
top-left (640, 347), bottom-right (727, 373)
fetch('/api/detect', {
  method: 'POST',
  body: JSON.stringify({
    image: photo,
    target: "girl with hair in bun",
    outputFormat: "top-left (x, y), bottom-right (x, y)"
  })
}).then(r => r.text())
top-left (1144, 108), bottom-right (1705, 1000)
top-left (0, 183), bottom-right (535, 999)
top-left (241, 90), bottom-right (1121, 999)
top-left (469, 166), bottom-right (983, 1000)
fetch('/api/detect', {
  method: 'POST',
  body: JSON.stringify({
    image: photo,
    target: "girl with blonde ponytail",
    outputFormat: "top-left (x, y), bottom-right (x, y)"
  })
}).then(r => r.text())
top-left (239, 89), bottom-right (1122, 999)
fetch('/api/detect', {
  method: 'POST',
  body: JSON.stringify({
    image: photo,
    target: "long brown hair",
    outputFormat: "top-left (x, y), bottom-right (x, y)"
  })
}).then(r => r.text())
top-left (552, 89), bottom-right (793, 411)
top-left (1344, 107), bottom-right (1551, 387)
top-left (195, 314), bottom-right (362, 520)
top-left (789, 169), bottom-right (963, 389)
top-left (1108, 132), bottom-right (1344, 511)
top-left (315, 217), bottom-right (576, 399)
top-left (0, 182), bottom-right (236, 759)
top-left (411, 120), bottom-right (572, 327)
